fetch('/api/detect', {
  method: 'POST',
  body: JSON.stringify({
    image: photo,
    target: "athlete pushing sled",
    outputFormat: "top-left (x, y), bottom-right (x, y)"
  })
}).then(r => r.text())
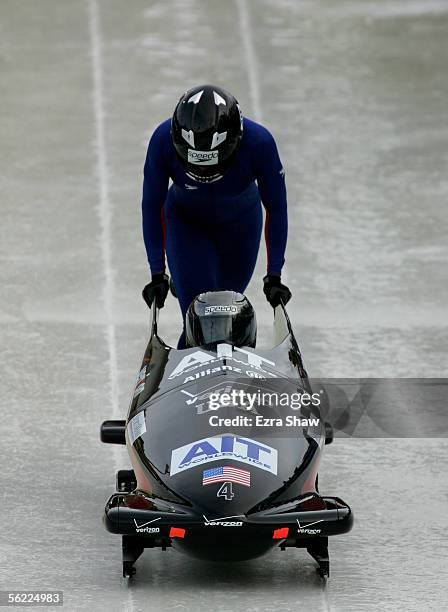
top-left (141, 84), bottom-right (291, 343)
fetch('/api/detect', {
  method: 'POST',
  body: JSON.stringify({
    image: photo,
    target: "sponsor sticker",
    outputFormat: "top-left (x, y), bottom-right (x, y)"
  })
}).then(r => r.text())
top-left (168, 350), bottom-right (215, 379)
top-left (204, 305), bottom-right (238, 315)
top-left (133, 518), bottom-right (161, 534)
top-left (203, 514), bottom-right (244, 527)
top-left (170, 434), bottom-right (278, 476)
top-left (188, 149), bottom-right (218, 166)
top-left (217, 343), bottom-right (232, 358)
top-left (204, 521), bottom-right (242, 527)
top-left (128, 411), bottom-right (146, 445)
top-left (182, 365), bottom-right (276, 383)
top-left (133, 366), bottom-right (147, 397)
top-left (180, 383), bottom-right (253, 415)
top-left (296, 518), bottom-right (323, 535)
top-left (168, 346), bottom-right (276, 380)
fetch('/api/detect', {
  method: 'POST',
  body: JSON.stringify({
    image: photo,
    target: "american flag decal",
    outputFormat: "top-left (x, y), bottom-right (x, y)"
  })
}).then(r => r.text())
top-left (202, 466), bottom-right (251, 487)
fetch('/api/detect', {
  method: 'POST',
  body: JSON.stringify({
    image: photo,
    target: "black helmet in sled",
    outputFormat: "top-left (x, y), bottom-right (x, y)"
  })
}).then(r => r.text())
top-left (185, 290), bottom-right (256, 349)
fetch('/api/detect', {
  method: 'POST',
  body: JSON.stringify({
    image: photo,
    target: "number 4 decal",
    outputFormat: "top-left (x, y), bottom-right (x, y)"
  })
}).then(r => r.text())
top-left (217, 482), bottom-right (235, 501)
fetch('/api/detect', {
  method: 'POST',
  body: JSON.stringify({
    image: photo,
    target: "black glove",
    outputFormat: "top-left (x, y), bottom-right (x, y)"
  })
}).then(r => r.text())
top-left (263, 274), bottom-right (292, 307)
top-left (142, 273), bottom-right (170, 308)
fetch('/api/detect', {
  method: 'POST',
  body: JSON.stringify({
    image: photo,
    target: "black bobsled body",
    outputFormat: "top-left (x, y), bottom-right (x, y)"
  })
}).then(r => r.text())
top-left (101, 299), bottom-right (353, 577)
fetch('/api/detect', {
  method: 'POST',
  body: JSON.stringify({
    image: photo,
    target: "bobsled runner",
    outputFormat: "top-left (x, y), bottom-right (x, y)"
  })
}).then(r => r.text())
top-left (101, 291), bottom-right (353, 579)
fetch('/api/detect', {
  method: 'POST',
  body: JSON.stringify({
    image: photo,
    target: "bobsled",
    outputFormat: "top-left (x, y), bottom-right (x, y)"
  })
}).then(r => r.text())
top-left (101, 291), bottom-right (353, 579)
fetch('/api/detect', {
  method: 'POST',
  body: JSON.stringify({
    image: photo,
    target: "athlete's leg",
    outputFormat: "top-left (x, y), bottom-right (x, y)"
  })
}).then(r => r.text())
top-left (165, 208), bottom-right (218, 348)
top-left (215, 203), bottom-right (263, 293)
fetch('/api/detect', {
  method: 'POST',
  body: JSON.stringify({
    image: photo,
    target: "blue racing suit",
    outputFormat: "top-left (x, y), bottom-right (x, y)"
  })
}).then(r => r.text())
top-left (142, 117), bottom-right (288, 346)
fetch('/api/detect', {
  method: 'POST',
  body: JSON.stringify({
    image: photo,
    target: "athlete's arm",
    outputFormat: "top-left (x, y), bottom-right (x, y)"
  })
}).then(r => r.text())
top-left (141, 122), bottom-right (170, 275)
top-left (254, 127), bottom-right (288, 276)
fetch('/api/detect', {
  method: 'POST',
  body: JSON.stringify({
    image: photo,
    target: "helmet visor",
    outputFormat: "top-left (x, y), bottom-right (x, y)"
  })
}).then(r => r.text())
top-left (187, 313), bottom-right (256, 348)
